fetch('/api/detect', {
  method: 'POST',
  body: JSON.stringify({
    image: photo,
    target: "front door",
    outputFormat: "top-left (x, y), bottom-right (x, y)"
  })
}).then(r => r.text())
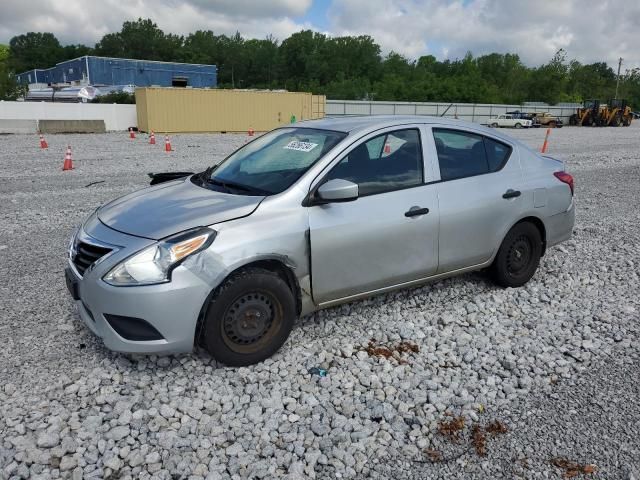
top-left (308, 127), bottom-right (439, 304)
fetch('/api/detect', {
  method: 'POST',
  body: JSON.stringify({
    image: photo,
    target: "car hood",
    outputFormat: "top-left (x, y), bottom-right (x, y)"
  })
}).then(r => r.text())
top-left (97, 176), bottom-right (264, 240)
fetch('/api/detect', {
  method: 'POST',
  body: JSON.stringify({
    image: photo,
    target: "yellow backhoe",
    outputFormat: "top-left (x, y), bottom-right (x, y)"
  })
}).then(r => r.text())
top-left (569, 100), bottom-right (603, 126)
top-left (598, 99), bottom-right (633, 126)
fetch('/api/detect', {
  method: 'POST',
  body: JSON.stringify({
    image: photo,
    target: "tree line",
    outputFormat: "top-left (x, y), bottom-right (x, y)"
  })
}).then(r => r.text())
top-left (1, 18), bottom-right (639, 108)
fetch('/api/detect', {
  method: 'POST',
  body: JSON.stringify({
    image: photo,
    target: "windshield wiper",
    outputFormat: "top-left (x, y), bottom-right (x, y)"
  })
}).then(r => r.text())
top-left (207, 177), bottom-right (272, 196)
top-left (200, 164), bottom-right (218, 183)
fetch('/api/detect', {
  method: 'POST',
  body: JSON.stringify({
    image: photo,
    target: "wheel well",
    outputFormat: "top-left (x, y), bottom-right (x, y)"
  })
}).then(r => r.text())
top-left (516, 216), bottom-right (547, 256)
top-left (242, 259), bottom-right (302, 315)
top-left (194, 259), bottom-right (302, 349)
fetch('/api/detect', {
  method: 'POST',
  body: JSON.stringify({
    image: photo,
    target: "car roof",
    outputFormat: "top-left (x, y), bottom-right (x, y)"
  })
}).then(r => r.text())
top-left (294, 115), bottom-right (518, 144)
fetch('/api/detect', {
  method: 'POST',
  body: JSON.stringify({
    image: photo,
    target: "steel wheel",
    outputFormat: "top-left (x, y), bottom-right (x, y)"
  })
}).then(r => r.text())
top-left (506, 235), bottom-right (533, 277)
top-left (222, 290), bottom-right (283, 354)
top-left (203, 267), bottom-right (296, 366)
top-left (491, 222), bottom-right (542, 288)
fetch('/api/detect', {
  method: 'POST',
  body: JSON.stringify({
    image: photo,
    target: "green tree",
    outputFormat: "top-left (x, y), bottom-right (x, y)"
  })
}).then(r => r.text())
top-left (0, 44), bottom-right (22, 100)
top-left (61, 44), bottom-right (93, 61)
top-left (9, 32), bottom-right (64, 72)
top-left (5, 24), bottom-right (633, 108)
top-left (568, 61), bottom-right (615, 102)
top-left (95, 18), bottom-right (183, 61)
top-left (526, 49), bottom-right (569, 104)
top-left (278, 30), bottom-right (330, 90)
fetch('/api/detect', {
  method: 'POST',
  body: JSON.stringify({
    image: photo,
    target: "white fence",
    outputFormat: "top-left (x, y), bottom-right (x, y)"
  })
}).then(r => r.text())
top-left (0, 101), bottom-right (137, 132)
top-left (326, 100), bottom-right (581, 124)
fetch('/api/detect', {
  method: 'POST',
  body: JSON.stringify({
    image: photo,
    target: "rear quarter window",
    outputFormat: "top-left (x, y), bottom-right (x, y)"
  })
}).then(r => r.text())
top-left (484, 137), bottom-right (512, 171)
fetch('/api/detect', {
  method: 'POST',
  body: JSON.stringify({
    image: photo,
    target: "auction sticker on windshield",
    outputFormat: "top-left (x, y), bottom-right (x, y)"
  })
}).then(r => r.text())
top-left (284, 141), bottom-right (318, 152)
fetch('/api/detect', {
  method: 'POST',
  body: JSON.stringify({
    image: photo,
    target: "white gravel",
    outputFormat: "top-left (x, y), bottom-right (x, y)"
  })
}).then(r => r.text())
top-left (0, 125), bottom-right (639, 479)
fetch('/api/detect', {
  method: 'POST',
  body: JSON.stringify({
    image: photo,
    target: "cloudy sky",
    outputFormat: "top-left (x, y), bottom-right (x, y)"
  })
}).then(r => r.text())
top-left (1, 0), bottom-right (638, 69)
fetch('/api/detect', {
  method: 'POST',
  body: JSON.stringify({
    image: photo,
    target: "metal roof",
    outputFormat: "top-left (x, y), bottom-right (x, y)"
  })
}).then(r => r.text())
top-left (295, 115), bottom-right (517, 142)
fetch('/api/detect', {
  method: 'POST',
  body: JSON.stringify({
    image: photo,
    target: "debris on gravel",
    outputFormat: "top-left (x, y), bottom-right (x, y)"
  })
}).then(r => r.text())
top-left (0, 126), bottom-right (639, 479)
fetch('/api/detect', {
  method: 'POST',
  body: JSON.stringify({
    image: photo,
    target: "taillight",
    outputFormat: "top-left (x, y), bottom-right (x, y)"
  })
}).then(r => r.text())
top-left (554, 171), bottom-right (574, 196)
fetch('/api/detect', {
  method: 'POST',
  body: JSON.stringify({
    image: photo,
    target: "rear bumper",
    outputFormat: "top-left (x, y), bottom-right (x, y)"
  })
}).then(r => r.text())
top-left (546, 201), bottom-right (575, 248)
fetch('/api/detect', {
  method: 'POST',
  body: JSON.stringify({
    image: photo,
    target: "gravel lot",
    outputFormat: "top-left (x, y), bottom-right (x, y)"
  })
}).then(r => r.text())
top-left (0, 124), bottom-right (639, 480)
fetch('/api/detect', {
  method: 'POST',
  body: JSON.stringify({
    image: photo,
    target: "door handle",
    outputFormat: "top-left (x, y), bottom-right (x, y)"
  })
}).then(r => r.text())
top-left (405, 206), bottom-right (430, 217)
top-left (502, 189), bottom-right (521, 199)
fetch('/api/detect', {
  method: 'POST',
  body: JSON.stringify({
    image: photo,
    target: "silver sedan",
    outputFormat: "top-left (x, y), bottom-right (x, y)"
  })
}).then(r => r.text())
top-left (65, 116), bottom-right (575, 365)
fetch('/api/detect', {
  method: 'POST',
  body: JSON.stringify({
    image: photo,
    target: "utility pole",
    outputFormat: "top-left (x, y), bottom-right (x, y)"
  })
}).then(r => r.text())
top-left (615, 57), bottom-right (623, 100)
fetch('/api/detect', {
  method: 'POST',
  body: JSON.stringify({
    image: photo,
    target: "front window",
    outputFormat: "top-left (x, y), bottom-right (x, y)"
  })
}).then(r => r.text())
top-left (198, 128), bottom-right (346, 195)
top-left (323, 128), bottom-right (424, 196)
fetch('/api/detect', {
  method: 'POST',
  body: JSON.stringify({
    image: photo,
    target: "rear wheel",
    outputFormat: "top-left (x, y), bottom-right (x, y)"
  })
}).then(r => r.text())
top-left (203, 268), bottom-right (296, 366)
top-left (491, 222), bottom-right (542, 288)
top-left (569, 115), bottom-right (577, 126)
top-left (549, 121), bottom-right (557, 128)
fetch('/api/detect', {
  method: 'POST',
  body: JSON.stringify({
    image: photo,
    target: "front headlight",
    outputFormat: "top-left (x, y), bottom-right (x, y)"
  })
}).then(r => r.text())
top-left (68, 226), bottom-right (79, 260)
top-left (103, 227), bottom-right (216, 286)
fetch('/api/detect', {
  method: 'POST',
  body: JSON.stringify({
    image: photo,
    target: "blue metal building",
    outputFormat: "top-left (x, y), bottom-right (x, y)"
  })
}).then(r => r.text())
top-left (17, 56), bottom-right (217, 88)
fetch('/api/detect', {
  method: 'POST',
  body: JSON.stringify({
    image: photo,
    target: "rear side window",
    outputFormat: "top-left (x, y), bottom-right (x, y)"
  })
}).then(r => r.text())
top-left (433, 129), bottom-right (512, 181)
top-left (484, 137), bottom-right (512, 171)
top-left (433, 129), bottom-right (488, 180)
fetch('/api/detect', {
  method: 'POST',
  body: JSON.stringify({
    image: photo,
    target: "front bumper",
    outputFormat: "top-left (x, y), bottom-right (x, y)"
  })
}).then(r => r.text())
top-left (66, 216), bottom-right (213, 354)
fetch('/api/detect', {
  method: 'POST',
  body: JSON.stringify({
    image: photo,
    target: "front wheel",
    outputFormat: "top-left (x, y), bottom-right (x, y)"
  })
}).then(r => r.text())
top-left (203, 268), bottom-right (296, 366)
top-left (514, 122), bottom-right (523, 129)
top-left (491, 122), bottom-right (499, 128)
top-left (491, 222), bottom-right (542, 288)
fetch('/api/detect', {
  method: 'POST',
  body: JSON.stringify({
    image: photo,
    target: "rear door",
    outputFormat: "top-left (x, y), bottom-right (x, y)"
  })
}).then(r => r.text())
top-left (429, 126), bottom-right (525, 272)
top-left (308, 126), bottom-right (439, 304)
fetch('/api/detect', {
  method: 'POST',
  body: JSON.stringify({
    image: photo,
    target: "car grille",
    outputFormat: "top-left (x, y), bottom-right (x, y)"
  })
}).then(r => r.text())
top-left (73, 241), bottom-right (112, 276)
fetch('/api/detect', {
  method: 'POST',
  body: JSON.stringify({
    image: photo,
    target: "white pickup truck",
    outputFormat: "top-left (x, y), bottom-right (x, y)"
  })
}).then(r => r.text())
top-left (487, 114), bottom-right (532, 129)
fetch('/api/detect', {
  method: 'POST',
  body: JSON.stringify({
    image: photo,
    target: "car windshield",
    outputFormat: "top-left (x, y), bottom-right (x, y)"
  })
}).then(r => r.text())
top-left (199, 127), bottom-right (347, 195)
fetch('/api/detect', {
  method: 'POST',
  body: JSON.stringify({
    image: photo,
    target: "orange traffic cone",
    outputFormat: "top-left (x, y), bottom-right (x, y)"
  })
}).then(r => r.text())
top-left (39, 134), bottom-right (48, 149)
top-left (384, 143), bottom-right (391, 154)
top-left (62, 146), bottom-right (74, 171)
top-left (248, 127), bottom-right (255, 137)
top-left (129, 127), bottom-right (135, 139)
top-left (540, 128), bottom-right (551, 153)
top-left (164, 135), bottom-right (172, 152)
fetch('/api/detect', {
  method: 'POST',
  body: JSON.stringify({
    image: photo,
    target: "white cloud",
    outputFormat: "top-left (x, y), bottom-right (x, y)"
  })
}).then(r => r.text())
top-left (0, 0), bottom-right (313, 45)
top-left (0, 0), bottom-right (638, 70)
top-left (327, 0), bottom-right (640, 70)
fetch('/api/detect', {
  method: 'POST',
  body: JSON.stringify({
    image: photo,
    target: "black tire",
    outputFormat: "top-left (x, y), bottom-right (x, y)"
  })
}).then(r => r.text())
top-left (203, 267), bottom-right (296, 366)
top-left (491, 122), bottom-right (499, 128)
top-left (569, 115), bottom-right (577, 126)
top-left (491, 222), bottom-right (542, 288)
top-left (514, 122), bottom-right (523, 129)
top-left (549, 121), bottom-right (557, 128)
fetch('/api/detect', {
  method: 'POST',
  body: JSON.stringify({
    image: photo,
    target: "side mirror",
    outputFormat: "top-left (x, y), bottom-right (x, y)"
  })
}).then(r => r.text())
top-left (316, 179), bottom-right (359, 203)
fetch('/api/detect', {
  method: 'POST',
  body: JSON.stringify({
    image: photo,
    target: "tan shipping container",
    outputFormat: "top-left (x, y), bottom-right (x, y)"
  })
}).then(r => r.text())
top-left (136, 88), bottom-right (325, 133)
